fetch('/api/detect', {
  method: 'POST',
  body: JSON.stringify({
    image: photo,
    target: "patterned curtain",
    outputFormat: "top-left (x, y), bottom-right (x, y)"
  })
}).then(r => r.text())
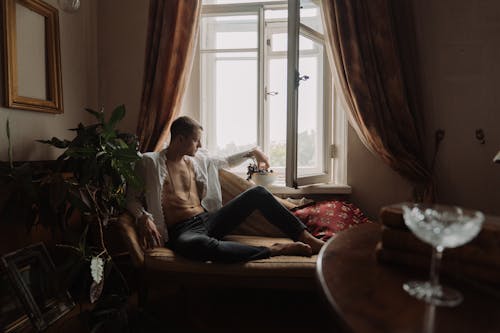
top-left (137, 0), bottom-right (201, 152)
top-left (321, 0), bottom-right (433, 200)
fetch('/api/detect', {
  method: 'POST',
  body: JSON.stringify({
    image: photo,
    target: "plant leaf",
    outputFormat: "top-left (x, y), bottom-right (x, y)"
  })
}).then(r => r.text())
top-left (67, 188), bottom-right (91, 213)
top-left (91, 256), bottom-right (105, 283)
top-left (107, 105), bottom-right (126, 131)
top-left (90, 279), bottom-right (105, 304)
top-left (37, 137), bottom-right (72, 149)
top-left (111, 148), bottom-right (140, 163)
top-left (6, 119), bottom-right (13, 169)
top-left (85, 108), bottom-right (105, 123)
top-left (79, 223), bottom-right (90, 255)
top-left (64, 147), bottom-right (97, 157)
top-left (6, 118), bottom-right (10, 140)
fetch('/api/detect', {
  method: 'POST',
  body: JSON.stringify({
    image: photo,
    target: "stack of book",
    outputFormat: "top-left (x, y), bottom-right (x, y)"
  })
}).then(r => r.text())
top-left (376, 205), bottom-right (500, 286)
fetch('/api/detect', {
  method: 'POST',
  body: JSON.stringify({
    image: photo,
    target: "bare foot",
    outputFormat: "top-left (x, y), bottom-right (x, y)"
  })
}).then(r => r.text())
top-left (298, 231), bottom-right (325, 254)
top-left (269, 242), bottom-right (312, 257)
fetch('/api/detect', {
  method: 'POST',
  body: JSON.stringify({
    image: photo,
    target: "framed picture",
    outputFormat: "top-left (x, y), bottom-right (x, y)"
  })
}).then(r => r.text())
top-left (0, 268), bottom-right (31, 333)
top-left (1, 243), bottom-right (75, 331)
top-left (2, 0), bottom-right (64, 113)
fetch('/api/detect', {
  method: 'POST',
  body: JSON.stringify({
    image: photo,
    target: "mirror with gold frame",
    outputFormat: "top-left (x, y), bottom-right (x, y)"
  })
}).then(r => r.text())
top-left (2, 0), bottom-right (63, 114)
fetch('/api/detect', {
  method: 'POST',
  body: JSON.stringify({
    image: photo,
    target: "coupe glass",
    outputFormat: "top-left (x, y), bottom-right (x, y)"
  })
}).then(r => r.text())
top-left (401, 203), bottom-right (485, 307)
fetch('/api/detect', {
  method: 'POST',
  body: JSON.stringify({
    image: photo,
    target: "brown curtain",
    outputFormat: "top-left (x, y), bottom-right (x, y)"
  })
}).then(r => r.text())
top-left (137, 0), bottom-right (201, 152)
top-left (321, 0), bottom-right (433, 200)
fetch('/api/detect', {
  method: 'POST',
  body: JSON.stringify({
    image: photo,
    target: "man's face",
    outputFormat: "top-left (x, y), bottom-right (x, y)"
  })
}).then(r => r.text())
top-left (182, 128), bottom-right (202, 156)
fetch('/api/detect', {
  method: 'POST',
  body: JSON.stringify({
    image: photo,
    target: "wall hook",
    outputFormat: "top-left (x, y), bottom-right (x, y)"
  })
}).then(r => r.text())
top-left (475, 129), bottom-right (486, 144)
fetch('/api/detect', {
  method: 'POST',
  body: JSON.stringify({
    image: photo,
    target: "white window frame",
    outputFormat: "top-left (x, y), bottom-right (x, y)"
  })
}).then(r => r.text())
top-left (200, 1), bottom-right (346, 187)
top-left (287, 0), bottom-right (331, 187)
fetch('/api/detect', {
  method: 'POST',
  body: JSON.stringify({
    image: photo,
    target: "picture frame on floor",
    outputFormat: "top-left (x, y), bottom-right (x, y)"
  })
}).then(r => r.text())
top-left (1, 242), bottom-right (75, 331)
top-left (0, 268), bottom-right (31, 333)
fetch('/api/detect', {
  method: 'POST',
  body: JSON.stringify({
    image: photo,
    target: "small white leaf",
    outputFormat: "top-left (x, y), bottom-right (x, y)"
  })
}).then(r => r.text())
top-left (90, 256), bottom-right (104, 284)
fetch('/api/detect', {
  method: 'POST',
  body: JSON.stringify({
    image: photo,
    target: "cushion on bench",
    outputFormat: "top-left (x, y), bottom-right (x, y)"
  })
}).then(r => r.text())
top-left (144, 235), bottom-right (316, 278)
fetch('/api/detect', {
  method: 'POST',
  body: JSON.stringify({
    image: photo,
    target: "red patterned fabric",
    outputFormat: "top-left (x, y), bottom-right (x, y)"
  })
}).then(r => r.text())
top-left (293, 201), bottom-right (372, 241)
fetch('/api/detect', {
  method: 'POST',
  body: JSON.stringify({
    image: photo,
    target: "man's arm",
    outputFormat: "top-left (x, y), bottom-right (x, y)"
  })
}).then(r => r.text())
top-left (225, 147), bottom-right (270, 169)
top-left (126, 157), bottom-right (149, 219)
top-left (126, 156), bottom-right (162, 248)
top-left (136, 214), bottom-right (162, 249)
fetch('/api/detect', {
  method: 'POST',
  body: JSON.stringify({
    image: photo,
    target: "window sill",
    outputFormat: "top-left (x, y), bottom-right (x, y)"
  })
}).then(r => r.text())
top-left (266, 183), bottom-right (352, 196)
top-left (232, 172), bottom-right (351, 195)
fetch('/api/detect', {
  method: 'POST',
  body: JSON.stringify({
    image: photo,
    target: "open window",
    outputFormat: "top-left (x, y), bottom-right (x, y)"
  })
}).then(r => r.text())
top-left (200, 0), bottom-right (342, 187)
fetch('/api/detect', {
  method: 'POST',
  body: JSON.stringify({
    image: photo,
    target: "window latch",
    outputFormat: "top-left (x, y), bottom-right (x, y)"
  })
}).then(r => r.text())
top-left (330, 144), bottom-right (337, 158)
top-left (264, 87), bottom-right (279, 101)
top-left (299, 74), bottom-right (310, 81)
top-left (295, 72), bottom-right (310, 87)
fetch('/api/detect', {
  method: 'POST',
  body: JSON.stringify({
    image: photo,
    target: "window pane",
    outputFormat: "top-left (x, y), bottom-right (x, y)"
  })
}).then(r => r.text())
top-left (201, 15), bottom-right (258, 50)
top-left (269, 34), bottom-right (311, 54)
top-left (271, 33), bottom-right (287, 52)
top-left (299, 35), bottom-right (314, 50)
top-left (265, 9), bottom-right (287, 20)
top-left (216, 52), bottom-right (257, 59)
top-left (297, 37), bottom-right (324, 177)
top-left (203, 0), bottom-right (278, 4)
top-left (201, 52), bottom-right (258, 159)
top-left (268, 58), bottom-right (287, 169)
top-left (300, 0), bottom-right (324, 34)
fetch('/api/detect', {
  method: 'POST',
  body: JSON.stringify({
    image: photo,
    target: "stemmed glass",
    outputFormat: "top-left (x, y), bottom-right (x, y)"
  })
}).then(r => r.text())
top-left (401, 203), bottom-right (485, 307)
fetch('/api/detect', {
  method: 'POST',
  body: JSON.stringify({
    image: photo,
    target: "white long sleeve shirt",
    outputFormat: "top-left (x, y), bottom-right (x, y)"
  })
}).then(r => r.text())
top-left (126, 147), bottom-right (254, 242)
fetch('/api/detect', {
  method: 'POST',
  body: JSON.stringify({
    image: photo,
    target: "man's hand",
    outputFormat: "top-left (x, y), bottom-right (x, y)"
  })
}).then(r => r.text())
top-left (252, 148), bottom-right (270, 170)
top-left (137, 215), bottom-right (163, 249)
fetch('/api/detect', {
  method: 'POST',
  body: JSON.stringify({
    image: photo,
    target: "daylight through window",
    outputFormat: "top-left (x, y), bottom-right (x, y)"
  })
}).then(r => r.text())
top-left (200, 0), bottom-right (336, 186)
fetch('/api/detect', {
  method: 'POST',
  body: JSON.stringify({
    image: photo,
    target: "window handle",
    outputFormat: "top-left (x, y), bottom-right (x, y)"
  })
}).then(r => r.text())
top-left (264, 87), bottom-right (279, 101)
top-left (299, 74), bottom-right (309, 82)
top-left (295, 73), bottom-right (310, 87)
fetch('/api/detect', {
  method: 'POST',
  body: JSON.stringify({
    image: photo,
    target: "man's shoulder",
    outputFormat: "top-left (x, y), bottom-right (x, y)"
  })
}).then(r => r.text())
top-left (141, 151), bottom-right (162, 159)
top-left (193, 148), bottom-right (213, 163)
top-left (194, 149), bottom-right (226, 164)
top-left (195, 148), bottom-right (210, 158)
top-left (139, 151), bottom-right (164, 168)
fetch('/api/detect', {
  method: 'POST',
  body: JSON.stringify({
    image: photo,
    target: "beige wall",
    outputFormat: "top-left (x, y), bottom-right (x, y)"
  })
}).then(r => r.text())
top-left (347, 127), bottom-right (413, 219)
top-left (346, 0), bottom-right (500, 218)
top-left (96, 0), bottom-right (149, 134)
top-left (413, 0), bottom-right (500, 216)
top-left (0, 0), bottom-right (98, 161)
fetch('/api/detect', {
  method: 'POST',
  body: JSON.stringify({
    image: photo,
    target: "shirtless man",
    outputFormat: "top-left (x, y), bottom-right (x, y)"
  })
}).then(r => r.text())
top-left (127, 116), bottom-right (324, 263)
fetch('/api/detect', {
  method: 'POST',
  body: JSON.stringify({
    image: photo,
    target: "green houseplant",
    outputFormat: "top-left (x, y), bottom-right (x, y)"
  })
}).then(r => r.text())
top-left (0, 106), bottom-right (141, 332)
top-left (38, 105), bottom-right (141, 330)
top-left (0, 119), bottom-right (68, 233)
top-left (0, 119), bottom-right (37, 227)
top-left (39, 105), bottom-right (140, 226)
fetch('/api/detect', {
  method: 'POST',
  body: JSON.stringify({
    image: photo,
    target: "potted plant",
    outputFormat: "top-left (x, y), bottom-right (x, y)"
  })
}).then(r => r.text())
top-left (246, 161), bottom-right (276, 187)
top-left (0, 119), bottom-right (37, 227)
top-left (38, 105), bottom-right (141, 330)
top-left (40, 106), bottom-right (139, 214)
top-left (0, 119), bottom-right (66, 232)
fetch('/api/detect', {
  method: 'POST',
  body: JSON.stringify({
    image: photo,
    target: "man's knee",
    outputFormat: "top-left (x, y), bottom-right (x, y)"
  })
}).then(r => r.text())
top-left (174, 234), bottom-right (218, 260)
top-left (247, 185), bottom-right (271, 199)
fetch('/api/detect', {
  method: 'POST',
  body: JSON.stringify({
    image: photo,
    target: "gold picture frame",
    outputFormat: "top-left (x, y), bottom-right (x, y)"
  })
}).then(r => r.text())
top-left (2, 0), bottom-right (63, 114)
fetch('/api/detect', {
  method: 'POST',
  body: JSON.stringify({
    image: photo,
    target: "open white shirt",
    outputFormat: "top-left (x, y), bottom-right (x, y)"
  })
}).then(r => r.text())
top-left (126, 147), bottom-right (254, 242)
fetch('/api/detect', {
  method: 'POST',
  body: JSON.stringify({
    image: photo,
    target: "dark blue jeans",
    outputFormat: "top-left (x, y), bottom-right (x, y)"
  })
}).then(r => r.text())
top-left (167, 186), bottom-right (307, 263)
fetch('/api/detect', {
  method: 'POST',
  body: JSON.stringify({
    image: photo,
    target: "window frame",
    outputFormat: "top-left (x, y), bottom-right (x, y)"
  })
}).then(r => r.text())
top-left (200, 1), bottom-right (344, 187)
top-left (287, 0), bottom-right (332, 187)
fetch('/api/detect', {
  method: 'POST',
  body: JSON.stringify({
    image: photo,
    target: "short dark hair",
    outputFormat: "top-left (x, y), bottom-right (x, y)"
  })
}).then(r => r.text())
top-left (170, 116), bottom-right (203, 140)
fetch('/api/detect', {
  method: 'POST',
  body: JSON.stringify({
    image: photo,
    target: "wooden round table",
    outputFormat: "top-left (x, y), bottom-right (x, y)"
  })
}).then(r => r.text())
top-left (316, 223), bottom-right (500, 333)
